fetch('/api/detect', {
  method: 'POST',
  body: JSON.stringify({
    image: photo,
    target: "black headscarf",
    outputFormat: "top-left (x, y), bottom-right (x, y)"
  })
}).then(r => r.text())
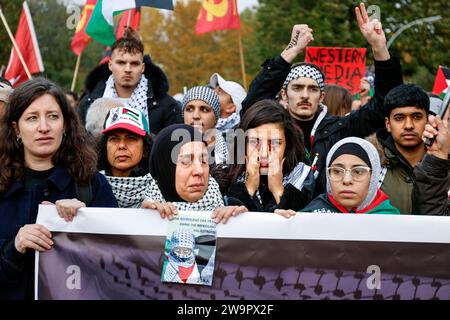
top-left (149, 124), bottom-right (205, 202)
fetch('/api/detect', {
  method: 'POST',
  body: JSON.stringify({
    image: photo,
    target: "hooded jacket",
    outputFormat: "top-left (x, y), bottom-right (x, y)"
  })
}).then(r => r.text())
top-left (302, 137), bottom-right (399, 214)
top-left (78, 55), bottom-right (181, 135)
top-left (370, 128), bottom-right (425, 214)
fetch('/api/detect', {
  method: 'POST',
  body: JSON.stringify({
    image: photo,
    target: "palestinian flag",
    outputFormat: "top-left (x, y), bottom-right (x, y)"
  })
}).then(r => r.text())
top-left (86, 0), bottom-right (173, 46)
top-left (432, 66), bottom-right (450, 98)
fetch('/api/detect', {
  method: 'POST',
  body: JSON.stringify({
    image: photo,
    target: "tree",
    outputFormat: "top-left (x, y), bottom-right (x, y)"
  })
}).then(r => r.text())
top-left (0, 0), bottom-right (104, 91)
top-left (140, 1), bottom-right (251, 95)
top-left (252, 0), bottom-right (450, 90)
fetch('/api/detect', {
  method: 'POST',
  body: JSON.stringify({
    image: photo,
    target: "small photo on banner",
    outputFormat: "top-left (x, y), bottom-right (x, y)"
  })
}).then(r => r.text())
top-left (161, 212), bottom-right (216, 286)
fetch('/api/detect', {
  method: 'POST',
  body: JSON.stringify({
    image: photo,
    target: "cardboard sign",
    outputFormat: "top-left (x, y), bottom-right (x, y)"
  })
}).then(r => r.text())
top-left (305, 47), bottom-right (367, 94)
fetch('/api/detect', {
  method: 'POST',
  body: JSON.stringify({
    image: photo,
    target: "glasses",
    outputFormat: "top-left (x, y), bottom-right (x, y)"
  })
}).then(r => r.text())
top-left (327, 166), bottom-right (371, 182)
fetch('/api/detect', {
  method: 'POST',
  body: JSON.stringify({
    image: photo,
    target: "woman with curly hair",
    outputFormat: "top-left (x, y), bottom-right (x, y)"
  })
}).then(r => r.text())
top-left (0, 78), bottom-right (118, 300)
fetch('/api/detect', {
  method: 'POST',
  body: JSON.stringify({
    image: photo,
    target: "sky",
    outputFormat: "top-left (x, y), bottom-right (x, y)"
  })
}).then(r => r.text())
top-left (68, 0), bottom-right (259, 12)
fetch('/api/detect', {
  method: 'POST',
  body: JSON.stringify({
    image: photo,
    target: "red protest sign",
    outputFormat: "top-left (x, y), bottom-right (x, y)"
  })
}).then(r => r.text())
top-left (305, 47), bottom-right (366, 94)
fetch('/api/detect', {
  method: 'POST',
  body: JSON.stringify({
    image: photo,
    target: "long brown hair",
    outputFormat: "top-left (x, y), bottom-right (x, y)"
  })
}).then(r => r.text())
top-left (0, 78), bottom-right (97, 193)
top-left (228, 99), bottom-right (306, 182)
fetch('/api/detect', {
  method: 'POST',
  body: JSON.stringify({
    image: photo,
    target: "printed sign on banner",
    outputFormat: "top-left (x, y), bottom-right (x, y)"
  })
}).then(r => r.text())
top-left (305, 47), bottom-right (367, 94)
top-left (161, 212), bottom-right (216, 286)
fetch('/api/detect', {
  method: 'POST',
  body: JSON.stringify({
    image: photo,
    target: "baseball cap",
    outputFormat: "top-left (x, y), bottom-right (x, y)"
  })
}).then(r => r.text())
top-left (209, 73), bottom-right (247, 114)
top-left (102, 107), bottom-right (149, 136)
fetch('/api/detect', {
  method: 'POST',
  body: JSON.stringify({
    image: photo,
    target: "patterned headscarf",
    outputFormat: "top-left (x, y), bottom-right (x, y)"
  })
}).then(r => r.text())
top-left (283, 65), bottom-right (325, 92)
top-left (326, 137), bottom-right (381, 211)
top-left (182, 86), bottom-right (221, 120)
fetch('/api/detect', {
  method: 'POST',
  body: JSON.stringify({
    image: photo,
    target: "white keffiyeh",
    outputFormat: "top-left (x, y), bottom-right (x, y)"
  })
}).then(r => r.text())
top-left (102, 172), bottom-right (157, 208)
top-left (238, 162), bottom-right (312, 203)
top-left (214, 131), bottom-right (229, 164)
top-left (144, 175), bottom-right (224, 211)
top-left (216, 112), bottom-right (240, 132)
top-left (103, 74), bottom-right (149, 125)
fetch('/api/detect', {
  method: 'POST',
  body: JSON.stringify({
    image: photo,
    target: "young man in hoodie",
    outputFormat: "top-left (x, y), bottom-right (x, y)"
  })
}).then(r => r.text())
top-left (78, 28), bottom-right (180, 135)
top-left (371, 84), bottom-right (430, 214)
top-left (240, 3), bottom-right (403, 195)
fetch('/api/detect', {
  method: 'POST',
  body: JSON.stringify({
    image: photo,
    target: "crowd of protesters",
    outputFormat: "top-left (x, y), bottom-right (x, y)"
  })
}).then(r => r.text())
top-left (0, 3), bottom-right (448, 299)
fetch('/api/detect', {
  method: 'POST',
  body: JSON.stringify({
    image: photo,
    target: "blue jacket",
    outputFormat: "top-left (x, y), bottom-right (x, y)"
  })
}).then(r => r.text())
top-left (0, 166), bottom-right (118, 300)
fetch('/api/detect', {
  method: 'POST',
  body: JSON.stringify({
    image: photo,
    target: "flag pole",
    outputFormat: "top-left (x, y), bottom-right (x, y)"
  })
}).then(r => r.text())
top-left (0, 6), bottom-right (32, 79)
top-left (71, 52), bottom-right (82, 92)
top-left (237, 28), bottom-right (247, 90)
top-left (126, 9), bottom-right (132, 28)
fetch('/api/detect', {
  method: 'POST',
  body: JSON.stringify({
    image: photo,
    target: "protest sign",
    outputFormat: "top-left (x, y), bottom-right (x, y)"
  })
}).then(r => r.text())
top-left (306, 47), bottom-right (366, 94)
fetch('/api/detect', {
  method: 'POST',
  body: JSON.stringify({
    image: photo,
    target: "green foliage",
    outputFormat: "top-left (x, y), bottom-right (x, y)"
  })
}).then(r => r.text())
top-left (253, 0), bottom-right (450, 91)
top-left (0, 0), bottom-right (104, 91)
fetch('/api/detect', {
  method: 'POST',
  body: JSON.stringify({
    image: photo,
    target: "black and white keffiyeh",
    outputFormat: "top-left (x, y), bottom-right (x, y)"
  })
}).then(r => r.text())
top-left (103, 74), bottom-right (150, 125)
top-left (182, 86), bottom-right (221, 120)
top-left (283, 65), bottom-right (325, 91)
top-left (237, 162), bottom-right (312, 203)
top-left (214, 131), bottom-right (229, 164)
top-left (144, 175), bottom-right (224, 211)
top-left (216, 112), bottom-right (240, 132)
top-left (102, 172), bottom-right (157, 208)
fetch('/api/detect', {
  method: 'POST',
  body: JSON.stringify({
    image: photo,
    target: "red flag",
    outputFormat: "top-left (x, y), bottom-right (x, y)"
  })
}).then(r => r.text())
top-left (116, 9), bottom-right (141, 40)
top-left (432, 66), bottom-right (450, 97)
top-left (5, 2), bottom-right (44, 87)
top-left (70, 0), bottom-right (97, 56)
top-left (195, 0), bottom-right (240, 35)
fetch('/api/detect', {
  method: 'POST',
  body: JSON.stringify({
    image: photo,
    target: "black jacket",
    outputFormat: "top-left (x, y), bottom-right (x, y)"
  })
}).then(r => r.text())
top-left (0, 167), bottom-right (118, 300)
top-left (78, 55), bottom-right (181, 135)
top-left (412, 154), bottom-right (450, 216)
top-left (241, 55), bottom-right (403, 195)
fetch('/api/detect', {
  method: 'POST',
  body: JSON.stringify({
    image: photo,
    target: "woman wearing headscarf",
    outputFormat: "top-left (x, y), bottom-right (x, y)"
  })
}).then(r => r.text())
top-left (0, 78), bottom-right (118, 299)
top-left (277, 137), bottom-right (399, 216)
top-left (97, 107), bottom-right (154, 208)
top-left (142, 124), bottom-right (246, 224)
top-left (182, 86), bottom-right (229, 164)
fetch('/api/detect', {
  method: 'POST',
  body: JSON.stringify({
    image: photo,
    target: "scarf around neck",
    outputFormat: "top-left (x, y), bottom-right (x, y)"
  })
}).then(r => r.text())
top-left (103, 74), bottom-right (150, 126)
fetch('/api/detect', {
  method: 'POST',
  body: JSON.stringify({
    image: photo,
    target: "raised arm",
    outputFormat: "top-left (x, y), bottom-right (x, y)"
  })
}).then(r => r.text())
top-left (241, 24), bottom-right (314, 115)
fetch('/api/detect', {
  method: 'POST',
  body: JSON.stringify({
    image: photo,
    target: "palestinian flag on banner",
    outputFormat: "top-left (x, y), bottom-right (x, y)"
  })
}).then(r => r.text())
top-left (432, 66), bottom-right (450, 98)
top-left (86, 0), bottom-right (173, 46)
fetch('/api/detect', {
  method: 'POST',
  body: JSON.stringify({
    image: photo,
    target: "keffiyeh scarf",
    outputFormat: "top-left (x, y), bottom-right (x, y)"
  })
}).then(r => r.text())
top-left (103, 74), bottom-right (150, 124)
top-left (216, 112), bottom-right (240, 132)
top-left (144, 175), bottom-right (224, 211)
top-left (214, 131), bottom-right (229, 164)
top-left (102, 172), bottom-right (156, 208)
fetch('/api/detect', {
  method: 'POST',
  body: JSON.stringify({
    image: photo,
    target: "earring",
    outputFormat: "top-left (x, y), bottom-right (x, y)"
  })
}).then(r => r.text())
top-left (16, 137), bottom-right (22, 145)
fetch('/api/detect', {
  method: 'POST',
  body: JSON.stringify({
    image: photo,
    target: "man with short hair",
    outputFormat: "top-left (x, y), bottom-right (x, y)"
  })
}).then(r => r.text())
top-left (371, 84), bottom-right (430, 213)
top-left (240, 3), bottom-right (403, 195)
top-left (78, 29), bottom-right (180, 135)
